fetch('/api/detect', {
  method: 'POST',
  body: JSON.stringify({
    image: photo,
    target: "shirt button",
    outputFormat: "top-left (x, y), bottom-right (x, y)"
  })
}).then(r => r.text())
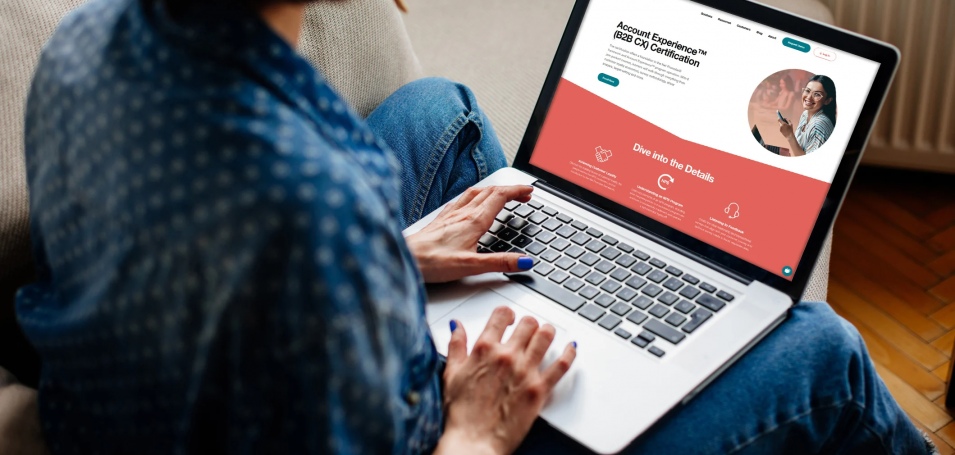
top-left (404, 391), bottom-right (421, 406)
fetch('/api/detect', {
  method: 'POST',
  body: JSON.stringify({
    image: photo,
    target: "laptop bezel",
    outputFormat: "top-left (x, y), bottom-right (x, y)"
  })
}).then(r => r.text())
top-left (511, 0), bottom-right (900, 302)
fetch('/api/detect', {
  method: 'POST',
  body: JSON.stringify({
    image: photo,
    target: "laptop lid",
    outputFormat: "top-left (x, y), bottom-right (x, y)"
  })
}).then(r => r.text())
top-left (512, 0), bottom-right (899, 302)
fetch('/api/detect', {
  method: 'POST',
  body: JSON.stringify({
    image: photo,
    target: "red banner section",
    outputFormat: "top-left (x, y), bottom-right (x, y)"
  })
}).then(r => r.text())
top-left (530, 79), bottom-right (831, 279)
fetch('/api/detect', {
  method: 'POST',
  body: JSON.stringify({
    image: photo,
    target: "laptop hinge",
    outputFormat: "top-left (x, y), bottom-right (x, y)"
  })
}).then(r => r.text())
top-left (533, 180), bottom-right (752, 285)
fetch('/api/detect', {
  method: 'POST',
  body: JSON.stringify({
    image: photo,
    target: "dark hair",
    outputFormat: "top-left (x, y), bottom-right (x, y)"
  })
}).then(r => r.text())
top-left (807, 75), bottom-right (837, 126)
top-left (779, 74), bottom-right (793, 92)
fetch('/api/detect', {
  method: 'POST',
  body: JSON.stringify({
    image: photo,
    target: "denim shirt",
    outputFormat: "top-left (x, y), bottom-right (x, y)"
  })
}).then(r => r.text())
top-left (17, 0), bottom-right (442, 453)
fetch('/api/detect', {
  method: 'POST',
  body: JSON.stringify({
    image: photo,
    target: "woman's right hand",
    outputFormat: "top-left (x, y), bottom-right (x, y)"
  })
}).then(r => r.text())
top-left (433, 307), bottom-right (577, 455)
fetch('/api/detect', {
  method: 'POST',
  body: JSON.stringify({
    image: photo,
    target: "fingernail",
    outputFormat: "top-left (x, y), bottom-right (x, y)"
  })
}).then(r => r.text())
top-left (517, 257), bottom-right (534, 270)
top-left (450, 320), bottom-right (457, 332)
top-left (573, 341), bottom-right (578, 349)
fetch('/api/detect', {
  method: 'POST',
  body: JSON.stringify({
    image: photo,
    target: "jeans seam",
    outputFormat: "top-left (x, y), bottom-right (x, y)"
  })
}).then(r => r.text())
top-left (411, 113), bottom-right (469, 222)
top-left (467, 112), bottom-right (489, 180)
top-left (726, 398), bottom-right (853, 455)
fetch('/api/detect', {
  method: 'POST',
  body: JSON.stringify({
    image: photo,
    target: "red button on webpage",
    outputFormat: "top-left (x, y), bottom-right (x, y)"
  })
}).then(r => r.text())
top-left (813, 47), bottom-right (836, 61)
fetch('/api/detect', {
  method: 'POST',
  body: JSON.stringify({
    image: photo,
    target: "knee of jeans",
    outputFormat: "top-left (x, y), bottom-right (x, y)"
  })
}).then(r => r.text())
top-left (399, 77), bottom-right (477, 116)
top-left (791, 301), bottom-right (868, 368)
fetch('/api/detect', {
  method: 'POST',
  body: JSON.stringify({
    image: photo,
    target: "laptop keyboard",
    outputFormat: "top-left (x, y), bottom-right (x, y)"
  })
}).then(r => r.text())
top-left (480, 198), bottom-right (738, 358)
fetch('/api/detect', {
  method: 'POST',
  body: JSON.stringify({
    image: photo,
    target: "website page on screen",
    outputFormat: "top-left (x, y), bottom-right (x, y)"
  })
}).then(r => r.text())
top-left (529, 0), bottom-right (881, 280)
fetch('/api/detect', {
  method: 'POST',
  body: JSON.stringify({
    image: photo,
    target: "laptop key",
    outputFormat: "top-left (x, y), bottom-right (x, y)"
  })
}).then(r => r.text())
top-left (614, 328), bottom-right (632, 340)
top-left (601, 235), bottom-right (618, 246)
top-left (626, 311), bottom-right (648, 325)
top-left (539, 249), bottom-right (561, 263)
top-left (585, 241), bottom-right (606, 253)
top-left (541, 206), bottom-right (558, 216)
top-left (594, 294), bottom-right (616, 308)
top-left (498, 228), bottom-right (519, 241)
top-left (534, 263), bottom-right (554, 276)
top-left (570, 264), bottom-right (590, 278)
top-left (642, 284), bottom-right (663, 297)
top-left (490, 240), bottom-right (511, 252)
top-left (716, 291), bottom-right (736, 302)
top-left (578, 304), bottom-right (605, 322)
top-left (664, 266), bottom-right (683, 277)
top-left (555, 257), bottom-right (575, 270)
top-left (571, 220), bottom-right (588, 230)
top-left (542, 218), bottom-right (563, 231)
top-left (647, 270), bottom-right (668, 283)
top-left (615, 255), bottom-right (636, 268)
top-left (674, 300), bottom-right (695, 314)
top-left (649, 258), bottom-right (667, 268)
top-left (594, 260), bottom-right (615, 274)
top-left (579, 286), bottom-right (600, 300)
top-left (679, 286), bottom-right (701, 300)
top-left (600, 279), bottom-right (622, 294)
top-left (610, 302), bottom-right (632, 316)
top-left (504, 200), bottom-right (520, 211)
top-left (565, 246), bottom-right (586, 259)
top-left (496, 211), bottom-right (514, 224)
top-left (682, 308), bottom-right (714, 333)
top-left (477, 247), bottom-right (491, 254)
top-left (631, 262), bottom-right (652, 276)
top-left (556, 225), bottom-right (576, 238)
top-left (617, 243), bottom-right (634, 253)
top-left (625, 276), bottom-right (647, 290)
top-left (525, 242), bottom-right (546, 255)
top-left (580, 253), bottom-right (600, 266)
top-left (507, 217), bottom-right (529, 230)
top-left (610, 268), bottom-right (631, 282)
top-left (585, 271), bottom-right (606, 286)
top-left (507, 247), bottom-right (526, 255)
top-left (598, 315), bottom-right (622, 331)
top-left (570, 232), bottom-right (591, 246)
top-left (633, 250), bottom-right (650, 261)
top-left (682, 274), bottom-right (700, 285)
top-left (697, 294), bottom-right (726, 312)
top-left (522, 224), bottom-right (542, 237)
top-left (648, 346), bottom-right (666, 357)
top-left (550, 238), bottom-right (571, 251)
top-left (631, 295), bottom-right (654, 310)
top-left (637, 331), bottom-right (655, 342)
top-left (662, 277), bottom-right (684, 291)
top-left (658, 292), bottom-right (679, 306)
top-left (649, 304), bottom-right (670, 318)
top-left (631, 336), bottom-right (650, 348)
top-left (488, 221), bottom-right (505, 234)
top-left (616, 287), bottom-right (638, 302)
top-left (511, 235), bottom-right (532, 248)
top-left (527, 199), bottom-right (543, 210)
top-left (528, 212), bottom-right (548, 225)
top-left (535, 231), bottom-right (556, 244)
top-left (600, 247), bottom-right (621, 261)
top-left (644, 319), bottom-right (686, 345)
top-left (514, 205), bottom-right (534, 218)
top-left (555, 213), bottom-right (573, 223)
top-left (563, 278), bottom-right (585, 292)
top-left (699, 282), bottom-right (717, 293)
top-left (478, 233), bottom-right (496, 247)
top-left (665, 313), bottom-right (687, 327)
top-left (548, 271), bottom-right (569, 284)
top-left (509, 273), bottom-right (583, 311)
top-left (586, 227), bottom-right (603, 238)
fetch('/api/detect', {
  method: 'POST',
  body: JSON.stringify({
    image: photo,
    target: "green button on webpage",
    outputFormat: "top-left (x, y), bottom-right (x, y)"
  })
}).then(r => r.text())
top-left (782, 37), bottom-right (810, 53)
top-left (598, 73), bottom-right (619, 87)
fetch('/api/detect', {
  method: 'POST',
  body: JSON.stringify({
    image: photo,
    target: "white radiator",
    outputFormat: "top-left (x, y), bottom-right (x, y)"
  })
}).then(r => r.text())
top-left (821, 0), bottom-right (955, 173)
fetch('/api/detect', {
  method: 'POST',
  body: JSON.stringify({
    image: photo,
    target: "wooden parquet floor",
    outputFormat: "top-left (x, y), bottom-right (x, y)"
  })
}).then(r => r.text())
top-left (828, 166), bottom-right (955, 452)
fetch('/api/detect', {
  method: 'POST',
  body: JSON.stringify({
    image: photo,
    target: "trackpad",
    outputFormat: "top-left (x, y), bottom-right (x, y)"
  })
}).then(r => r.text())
top-left (430, 289), bottom-right (575, 376)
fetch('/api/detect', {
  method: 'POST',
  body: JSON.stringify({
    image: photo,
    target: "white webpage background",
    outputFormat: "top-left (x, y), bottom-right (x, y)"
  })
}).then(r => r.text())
top-left (560, 0), bottom-right (882, 183)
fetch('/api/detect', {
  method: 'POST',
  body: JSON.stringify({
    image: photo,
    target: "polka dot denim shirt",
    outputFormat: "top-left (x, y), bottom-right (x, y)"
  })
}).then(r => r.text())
top-left (17, 0), bottom-right (443, 453)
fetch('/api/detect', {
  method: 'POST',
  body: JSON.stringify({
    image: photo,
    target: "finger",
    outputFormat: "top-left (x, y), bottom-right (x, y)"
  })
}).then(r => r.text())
top-left (446, 319), bottom-right (468, 367)
top-left (474, 186), bottom-right (534, 224)
top-left (506, 316), bottom-right (540, 350)
top-left (454, 252), bottom-right (534, 276)
top-left (525, 323), bottom-right (556, 367)
top-left (449, 187), bottom-right (488, 211)
top-left (477, 306), bottom-right (516, 345)
top-left (541, 342), bottom-right (577, 390)
top-left (465, 185), bottom-right (533, 211)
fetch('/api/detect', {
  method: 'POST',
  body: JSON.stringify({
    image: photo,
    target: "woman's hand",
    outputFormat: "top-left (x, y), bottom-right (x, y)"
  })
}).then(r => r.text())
top-left (406, 185), bottom-right (535, 283)
top-left (434, 307), bottom-right (577, 455)
top-left (778, 118), bottom-right (794, 139)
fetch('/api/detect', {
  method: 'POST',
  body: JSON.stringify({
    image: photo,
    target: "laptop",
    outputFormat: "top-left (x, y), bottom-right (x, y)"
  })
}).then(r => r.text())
top-left (403, 0), bottom-right (899, 452)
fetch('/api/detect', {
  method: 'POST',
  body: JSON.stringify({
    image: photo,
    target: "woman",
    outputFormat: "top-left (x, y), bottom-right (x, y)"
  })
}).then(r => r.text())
top-left (779, 75), bottom-right (837, 156)
top-left (16, 0), bottom-right (935, 454)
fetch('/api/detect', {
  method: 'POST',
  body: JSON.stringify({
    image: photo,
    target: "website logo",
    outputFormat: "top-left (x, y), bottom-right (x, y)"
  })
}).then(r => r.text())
top-left (595, 146), bottom-right (612, 163)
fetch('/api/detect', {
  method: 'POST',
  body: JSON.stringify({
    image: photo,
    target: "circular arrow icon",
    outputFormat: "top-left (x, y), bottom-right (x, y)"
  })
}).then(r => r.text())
top-left (658, 174), bottom-right (674, 190)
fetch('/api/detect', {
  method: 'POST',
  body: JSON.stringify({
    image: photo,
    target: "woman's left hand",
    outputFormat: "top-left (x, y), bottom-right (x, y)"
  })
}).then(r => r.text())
top-left (778, 119), bottom-right (794, 138)
top-left (406, 185), bottom-right (535, 283)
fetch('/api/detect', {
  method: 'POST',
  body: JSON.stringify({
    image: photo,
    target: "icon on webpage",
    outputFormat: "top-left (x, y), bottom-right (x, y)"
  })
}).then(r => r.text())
top-left (724, 202), bottom-right (741, 219)
top-left (657, 174), bottom-right (674, 190)
top-left (595, 146), bottom-right (612, 163)
top-left (782, 266), bottom-right (794, 277)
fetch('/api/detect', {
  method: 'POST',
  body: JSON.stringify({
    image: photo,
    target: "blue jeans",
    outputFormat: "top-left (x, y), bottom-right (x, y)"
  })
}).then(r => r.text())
top-left (366, 77), bottom-right (929, 455)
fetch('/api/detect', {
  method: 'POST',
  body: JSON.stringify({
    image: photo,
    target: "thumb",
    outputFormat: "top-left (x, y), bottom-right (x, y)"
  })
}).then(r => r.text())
top-left (463, 252), bottom-right (535, 276)
top-left (447, 319), bottom-right (468, 367)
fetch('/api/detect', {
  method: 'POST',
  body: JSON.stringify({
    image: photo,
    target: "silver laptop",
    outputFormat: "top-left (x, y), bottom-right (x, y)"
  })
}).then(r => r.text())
top-left (403, 0), bottom-right (899, 452)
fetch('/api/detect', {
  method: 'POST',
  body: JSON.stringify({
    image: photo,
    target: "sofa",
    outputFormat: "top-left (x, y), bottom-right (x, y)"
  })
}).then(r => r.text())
top-left (0, 0), bottom-right (834, 452)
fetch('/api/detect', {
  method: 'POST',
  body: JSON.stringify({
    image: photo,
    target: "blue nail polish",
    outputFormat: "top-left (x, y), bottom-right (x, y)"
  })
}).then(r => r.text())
top-left (572, 341), bottom-right (577, 349)
top-left (450, 320), bottom-right (457, 332)
top-left (517, 257), bottom-right (534, 270)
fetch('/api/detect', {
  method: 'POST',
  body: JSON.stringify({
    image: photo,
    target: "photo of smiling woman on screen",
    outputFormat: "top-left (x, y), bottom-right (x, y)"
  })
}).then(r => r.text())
top-left (777, 75), bottom-right (837, 156)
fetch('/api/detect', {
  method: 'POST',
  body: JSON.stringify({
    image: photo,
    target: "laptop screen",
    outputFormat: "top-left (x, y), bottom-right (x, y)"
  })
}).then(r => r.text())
top-left (528, 0), bottom-right (882, 280)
